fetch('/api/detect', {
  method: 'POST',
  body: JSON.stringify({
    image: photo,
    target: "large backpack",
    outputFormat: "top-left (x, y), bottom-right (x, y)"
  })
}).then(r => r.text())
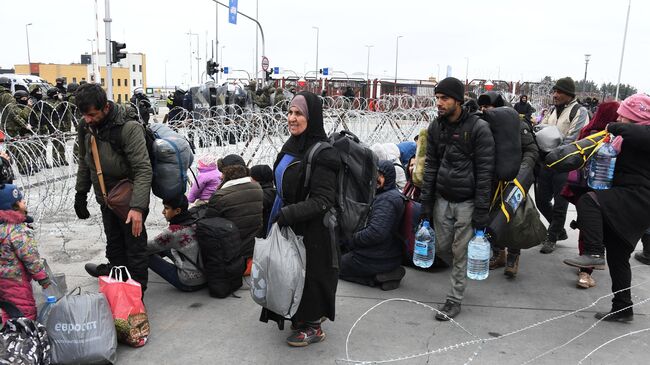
top-left (1, 301), bottom-right (51, 365)
top-left (305, 131), bottom-right (378, 239)
top-left (109, 121), bottom-right (194, 201)
top-left (189, 207), bottom-right (244, 298)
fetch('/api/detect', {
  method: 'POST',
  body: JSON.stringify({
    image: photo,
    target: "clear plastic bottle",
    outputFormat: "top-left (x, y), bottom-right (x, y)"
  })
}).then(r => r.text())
top-left (588, 137), bottom-right (617, 190)
top-left (37, 295), bottom-right (57, 325)
top-left (467, 230), bottom-right (490, 280)
top-left (413, 220), bottom-right (435, 268)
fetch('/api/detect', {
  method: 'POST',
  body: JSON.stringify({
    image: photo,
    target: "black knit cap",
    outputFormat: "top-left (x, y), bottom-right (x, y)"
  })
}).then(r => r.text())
top-left (250, 164), bottom-right (273, 183)
top-left (221, 154), bottom-right (246, 168)
top-left (553, 77), bottom-right (576, 97)
top-left (434, 77), bottom-right (465, 102)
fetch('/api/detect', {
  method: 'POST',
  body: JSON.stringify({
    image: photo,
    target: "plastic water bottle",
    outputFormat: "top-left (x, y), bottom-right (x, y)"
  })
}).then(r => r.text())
top-left (467, 230), bottom-right (490, 280)
top-left (37, 295), bottom-right (57, 325)
top-left (413, 220), bottom-right (435, 268)
top-left (588, 138), bottom-right (617, 190)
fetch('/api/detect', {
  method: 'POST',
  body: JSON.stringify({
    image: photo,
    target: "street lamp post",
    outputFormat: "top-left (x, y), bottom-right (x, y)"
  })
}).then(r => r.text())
top-left (365, 45), bottom-right (373, 81)
top-left (220, 45), bottom-right (226, 67)
top-left (583, 54), bottom-right (591, 93)
top-left (312, 26), bottom-right (319, 82)
top-left (186, 31), bottom-right (199, 84)
top-left (87, 38), bottom-right (96, 82)
top-left (465, 57), bottom-right (469, 85)
top-left (164, 60), bottom-right (168, 92)
top-left (25, 23), bottom-right (33, 68)
top-left (394, 35), bottom-right (403, 94)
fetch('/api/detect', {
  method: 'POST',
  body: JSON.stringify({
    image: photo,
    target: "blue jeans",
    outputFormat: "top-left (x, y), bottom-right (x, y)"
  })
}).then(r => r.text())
top-left (148, 255), bottom-right (206, 292)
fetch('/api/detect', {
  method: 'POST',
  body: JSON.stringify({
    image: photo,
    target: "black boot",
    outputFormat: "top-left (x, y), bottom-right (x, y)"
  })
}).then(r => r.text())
top-left (634, 233), bottom-right (650, 265)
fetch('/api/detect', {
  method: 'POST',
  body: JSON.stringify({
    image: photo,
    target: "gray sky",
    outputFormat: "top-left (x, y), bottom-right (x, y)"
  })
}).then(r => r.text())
top-left (2, 0), bottom-right (648, 93)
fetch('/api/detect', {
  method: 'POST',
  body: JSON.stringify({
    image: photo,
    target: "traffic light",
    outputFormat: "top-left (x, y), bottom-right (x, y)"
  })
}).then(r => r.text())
top-left (206, 60), bottom-right (219, 76)
top-left (265, 69), bottom-right (272, 81)
top-left (110, 41), bottom-right (127, 64)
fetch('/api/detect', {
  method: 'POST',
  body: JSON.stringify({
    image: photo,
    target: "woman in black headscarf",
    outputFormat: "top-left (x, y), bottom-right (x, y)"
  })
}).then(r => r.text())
top-left (261, 91), bottom-right (341, 347)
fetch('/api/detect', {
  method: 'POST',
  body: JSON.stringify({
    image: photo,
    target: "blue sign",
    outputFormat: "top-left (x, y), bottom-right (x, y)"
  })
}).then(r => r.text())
top-left (223, 67), bottom-right (229, 74)
top-left (273, 67), bottom-right (279, 75)
top-left (228, 0), bottom-right (238, 25)
top-left (322, 67), bottom-right (329, 76)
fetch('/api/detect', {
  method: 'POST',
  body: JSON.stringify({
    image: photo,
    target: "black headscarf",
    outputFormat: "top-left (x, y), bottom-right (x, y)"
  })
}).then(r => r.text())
top-left (279, 91), bottom-right (327, 157)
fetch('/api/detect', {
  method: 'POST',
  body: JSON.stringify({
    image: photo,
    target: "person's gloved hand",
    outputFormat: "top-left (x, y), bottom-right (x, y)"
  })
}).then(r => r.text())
top-left (74, 193), bottom-right (90, 219)
top-left (38, 277), bottom-right (51, 289)
top-left (472, 207), bottom-right (490, 231)
top-left (276, 210), bottom-right (289, 227)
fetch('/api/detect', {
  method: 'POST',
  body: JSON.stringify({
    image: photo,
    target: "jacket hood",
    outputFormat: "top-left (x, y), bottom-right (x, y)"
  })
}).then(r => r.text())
top-left (0, 210), bottom-right (28, 224)
top-left (396, 142), bottom-right (416, 166)
top-left (371, 143), bottom-right (400, 163)
top-left (478, 91), bottom-right (511, 108)
top-left (377, 160), bottom-right (397, 192)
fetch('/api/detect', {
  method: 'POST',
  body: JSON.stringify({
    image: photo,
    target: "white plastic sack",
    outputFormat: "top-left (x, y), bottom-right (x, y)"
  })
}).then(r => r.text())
top-left (250, 223), bottom-right (306, 318)
top-left (534, 124), bottom-right (563, 152)
top-left (149, 123), bottom-right (194, 200)
top-left (46, 290), bottom-right (117, 365)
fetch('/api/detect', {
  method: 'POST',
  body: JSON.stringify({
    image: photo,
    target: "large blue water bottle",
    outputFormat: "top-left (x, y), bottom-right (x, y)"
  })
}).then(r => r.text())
top-left (467, 230), bottom-right (490, 280)
top-left (413, 220), bottom-right (435, 268)
top-left (588, 137), bottom-right (617, 190)
top-left (37, 295), bottom-right (57, 325)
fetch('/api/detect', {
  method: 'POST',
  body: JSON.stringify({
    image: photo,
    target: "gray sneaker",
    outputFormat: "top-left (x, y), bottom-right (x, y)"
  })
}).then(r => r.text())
top-left (539, 239), bottom-right (556, 254)
top-left (563, 254), bottom-right (606, 270)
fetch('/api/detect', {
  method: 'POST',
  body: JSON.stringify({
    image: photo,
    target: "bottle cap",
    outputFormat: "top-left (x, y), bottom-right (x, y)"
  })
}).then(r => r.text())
top-left (475, 230), bottom-right (485, 237)
top-left (46, 295), bottom-right (57, 303)
top-left (422, 220), bottom-right (430, 228)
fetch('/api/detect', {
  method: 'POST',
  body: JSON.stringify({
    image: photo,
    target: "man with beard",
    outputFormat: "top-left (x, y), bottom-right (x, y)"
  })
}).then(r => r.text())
top-left (536, 77), bottom-right (588, 254)
top-left (420, 77), bottom-right (495, 320)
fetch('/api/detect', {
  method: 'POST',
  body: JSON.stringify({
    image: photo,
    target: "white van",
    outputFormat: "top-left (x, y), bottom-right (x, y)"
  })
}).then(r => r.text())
top-left (1, 73), bottom-right (51, 94)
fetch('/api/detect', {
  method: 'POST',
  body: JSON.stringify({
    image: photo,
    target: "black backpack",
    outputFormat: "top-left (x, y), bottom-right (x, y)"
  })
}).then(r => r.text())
top-left (189, 207), bottom-right (244, 298)
top-left (305, 131), bottom-right (378, 239)
top-left (0, 301), bottom-right (51, 365)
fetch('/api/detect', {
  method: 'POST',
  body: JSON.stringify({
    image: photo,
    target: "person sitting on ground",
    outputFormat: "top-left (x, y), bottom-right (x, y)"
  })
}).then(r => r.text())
top-left (188, 154), bottom-right (222, 206)
top-left (0, 184), bottom-right (50, 323)
top-left (340, 160), bottom-right (407, 291)
top-left (371, 143), bottom-right (407, 191)
top-left (146, 194), bottom-right (206, 292)
top-left (250, 164), bottom-right (276, 238)
top-left (206, 154), bottom-right (263, 268)
top-left (565, 94), bottom-right (650, 322)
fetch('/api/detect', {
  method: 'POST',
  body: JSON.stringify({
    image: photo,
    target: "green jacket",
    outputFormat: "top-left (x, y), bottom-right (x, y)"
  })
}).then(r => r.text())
top-left (76, 101), bottom-right (152, 211)
top-left (0, 87), bottom-right (29, 138)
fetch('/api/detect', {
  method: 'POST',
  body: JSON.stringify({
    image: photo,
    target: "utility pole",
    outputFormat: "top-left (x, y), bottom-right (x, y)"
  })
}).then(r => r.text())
top-left (365, 45), bottom-right (373, 81)
top-left (394, 35), bottom-right (403, 93)
top-left (615, 0), bottom-right (631, 100)
top-left (186, 30), bottom-right (198, 85)
top-left (104, 0), bottom-right (113, 100)
top-left (583, 54), bottom-right (591, 93)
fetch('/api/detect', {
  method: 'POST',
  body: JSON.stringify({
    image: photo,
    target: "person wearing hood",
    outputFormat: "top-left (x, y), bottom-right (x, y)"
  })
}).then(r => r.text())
top-left (514, 94), bottom-right (536, 124)
top-left (340, 160), bottom-right (407, 290)
top-left (562, 94), bottom-right (650, 322)
top-left (74, 84), bottom-right (153, 292)
top-left (371, 143), bottom-right (407, 191)
top-left (188, 154), bottom-right (222, 206)
top-left (146, 194), bottom-right (206, 292)
top-left (261, 91), bottom-right (341, 347)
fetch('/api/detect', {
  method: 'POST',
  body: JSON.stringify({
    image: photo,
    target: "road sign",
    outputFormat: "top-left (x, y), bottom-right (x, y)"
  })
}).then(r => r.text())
top-left (261, 56), bottom-right (269, 72)
top-left (322, 67), bottom-right (329, 76)
top-left (273, 66), bottom-right (279, 75)
top-left (223, 67), bottom-right (229, 74)
top-left (228, 0), bottom-right (238, 24)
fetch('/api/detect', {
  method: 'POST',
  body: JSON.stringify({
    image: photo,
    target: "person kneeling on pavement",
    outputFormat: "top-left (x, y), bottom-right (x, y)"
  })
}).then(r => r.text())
top-left (340, 160), bottom-right (406, 291)
top-left (146, 195), bottom-right (207, 292)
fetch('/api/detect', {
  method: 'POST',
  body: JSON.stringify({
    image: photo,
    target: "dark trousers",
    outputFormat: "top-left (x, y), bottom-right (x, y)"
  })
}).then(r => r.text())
top-left (101, 205), bottom-right (149, 291)
top-left (577, 194), bottom-right (635, 314)
top-left (535, 165), bottom-right (569, 241)
top-left (339, 252), bottom-right (400, 286)
top-left (148, 255), bottom-right (206, 292)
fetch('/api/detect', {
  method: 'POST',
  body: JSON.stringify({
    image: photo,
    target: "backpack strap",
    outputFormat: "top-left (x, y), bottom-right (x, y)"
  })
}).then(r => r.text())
top-left (569, 103), bottom-right (581, 122)
top-left (303, 141), bottom-right (331, 188)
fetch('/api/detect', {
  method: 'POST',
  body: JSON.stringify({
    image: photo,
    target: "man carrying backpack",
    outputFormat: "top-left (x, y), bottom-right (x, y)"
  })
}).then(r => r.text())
top-left (536, 77), bottom-right (588, 254)
top-left (420, 77), bottom-right (495, 321)
top-left (73, 84), bottom-right (153, 292)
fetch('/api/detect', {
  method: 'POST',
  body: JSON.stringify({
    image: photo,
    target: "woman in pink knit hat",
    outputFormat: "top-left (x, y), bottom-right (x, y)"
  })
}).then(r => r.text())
top-left (188, 154), bottom-right (222, 206)
top-left (565, 94), bottom-right (650, 322)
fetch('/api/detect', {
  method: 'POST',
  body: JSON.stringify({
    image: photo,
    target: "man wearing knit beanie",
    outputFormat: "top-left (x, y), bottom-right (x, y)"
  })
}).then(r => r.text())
top-left (536, 77), bottom-right (588, 254)
top-left (420, 77), bottom-right (496, 321)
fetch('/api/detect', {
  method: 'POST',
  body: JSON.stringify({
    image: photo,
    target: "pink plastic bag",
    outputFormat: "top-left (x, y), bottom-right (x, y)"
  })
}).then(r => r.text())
top-left (99, 266), bottom-right (150, 347)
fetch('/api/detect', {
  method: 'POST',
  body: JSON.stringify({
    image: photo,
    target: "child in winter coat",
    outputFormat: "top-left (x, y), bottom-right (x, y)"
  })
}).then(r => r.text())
top-left (0, 184), bottom-right (50, 323)
top-left (188, 154), bottom-right (222, 206)
top-left (146, 194), bottom-right (206, 292)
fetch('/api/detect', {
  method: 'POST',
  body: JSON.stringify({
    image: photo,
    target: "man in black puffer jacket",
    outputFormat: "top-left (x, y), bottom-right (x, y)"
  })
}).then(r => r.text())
top-left (340, 160), bottom-right (407, 291)
top-left (420, 77), bottom-right (495, 321)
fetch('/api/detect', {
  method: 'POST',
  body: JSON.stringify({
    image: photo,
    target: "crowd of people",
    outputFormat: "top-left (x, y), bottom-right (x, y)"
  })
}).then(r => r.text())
top-left (1, 75), bottom-right (649, 351)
